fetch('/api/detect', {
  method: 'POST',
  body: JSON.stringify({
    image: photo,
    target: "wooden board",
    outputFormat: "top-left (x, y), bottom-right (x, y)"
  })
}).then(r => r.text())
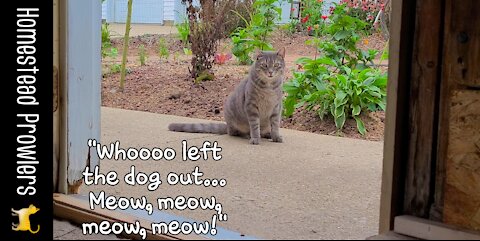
top-left (438, 0), bottom-right (480, 232)
top-left (442, 0), bottom-right (480, 88)
top-left (58, 1), bottom-right (101, 194)
top-left (395, 215), bottom-right (480, 240)
top-left (367, 231), bottom-right (416, 240)
top-left (379, 0), bottom-right (418, 232)
top-left (53, 193), bottom-right (207, 240)
top-left (403, 0), bottom-right (444, 218)
top-left (443, 90), bottom-right (480, 231)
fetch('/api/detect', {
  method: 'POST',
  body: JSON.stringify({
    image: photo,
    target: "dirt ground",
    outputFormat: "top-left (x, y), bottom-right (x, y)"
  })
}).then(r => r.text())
top-left (102, 30), bottom-right (388, 141)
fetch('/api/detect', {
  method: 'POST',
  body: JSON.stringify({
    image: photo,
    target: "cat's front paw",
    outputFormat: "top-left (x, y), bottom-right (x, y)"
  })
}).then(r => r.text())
top-left (272, 135), bottom-right (283, 143)
top-left (249, 137), bottom-right (260, 145)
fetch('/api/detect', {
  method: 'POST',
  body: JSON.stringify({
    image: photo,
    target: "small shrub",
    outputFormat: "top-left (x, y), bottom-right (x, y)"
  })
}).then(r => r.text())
top-left (182, 0), bottom-right (236, 80)
top-left (319, 3), bottom-right (372, 69)
top-left (284, 64), bottom-right (386, 135)
top-left (138, 44), bottom-right (147, 66)
top-left (230, 0), bottom-right (280, 65)
top-left (283, 3), bottom-right (386, 135)
top-left (158, 38), bottom-right (169, 60)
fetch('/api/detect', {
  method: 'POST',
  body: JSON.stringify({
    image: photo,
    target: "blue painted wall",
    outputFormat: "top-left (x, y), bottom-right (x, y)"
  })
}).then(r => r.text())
top-left (173, 0), bottom-right (292, 25)
top-left (276, 0), bottom-right (292, 24)
top-left (106, 0), bottom-right (164, 24)
top-left (103, 0), bottom-right (340, 25)
top-left (102, 1), bottom-right (107, 20)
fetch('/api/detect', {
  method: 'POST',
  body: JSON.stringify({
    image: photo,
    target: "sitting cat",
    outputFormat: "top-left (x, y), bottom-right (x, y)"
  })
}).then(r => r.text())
top-left (169, 48), bottom-right (286, 145)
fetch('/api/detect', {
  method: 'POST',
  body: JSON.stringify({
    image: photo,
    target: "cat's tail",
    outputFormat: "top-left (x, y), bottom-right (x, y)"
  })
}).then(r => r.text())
top-left (168, 123), bottom-right (228, 134)
top-left (30, 225), bottom-right (40, 234)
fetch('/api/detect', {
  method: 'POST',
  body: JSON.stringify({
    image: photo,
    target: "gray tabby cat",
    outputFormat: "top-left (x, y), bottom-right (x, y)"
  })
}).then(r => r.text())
top-left (168, 48), bottom-right (286, 145)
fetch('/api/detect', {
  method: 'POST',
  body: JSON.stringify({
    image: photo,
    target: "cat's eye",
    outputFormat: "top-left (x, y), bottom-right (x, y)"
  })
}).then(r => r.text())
top-left (274, 63), bottom-right (280, 67)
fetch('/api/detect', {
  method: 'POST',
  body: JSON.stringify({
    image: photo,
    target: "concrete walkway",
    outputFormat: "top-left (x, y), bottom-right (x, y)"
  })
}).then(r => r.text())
top-left (107, 23), bottom-right (178, 38)
top-left (78, 107), bottom-right (383, 240)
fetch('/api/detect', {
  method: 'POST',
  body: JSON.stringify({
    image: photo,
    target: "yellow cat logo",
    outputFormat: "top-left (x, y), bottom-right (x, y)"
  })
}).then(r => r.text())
top-left (12, 204), bottom-right (40, 234)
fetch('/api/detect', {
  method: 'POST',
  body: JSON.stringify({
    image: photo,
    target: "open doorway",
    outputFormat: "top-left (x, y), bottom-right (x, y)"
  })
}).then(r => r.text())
top-left (53, 0), bottom-right (480, 240)
top-left (55, 0), bottom-right (390, 239)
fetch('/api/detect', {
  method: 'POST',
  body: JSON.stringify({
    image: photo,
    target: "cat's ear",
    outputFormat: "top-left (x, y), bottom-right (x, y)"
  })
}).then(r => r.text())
top-left (277, 47), bottom-right (286, 58)
top-left (255, 49), bottom-right (263, 60)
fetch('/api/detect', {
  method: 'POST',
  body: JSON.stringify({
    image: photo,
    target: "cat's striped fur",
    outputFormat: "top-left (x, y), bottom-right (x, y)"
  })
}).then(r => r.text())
top-left (168, 48), bottom-right (286, 145)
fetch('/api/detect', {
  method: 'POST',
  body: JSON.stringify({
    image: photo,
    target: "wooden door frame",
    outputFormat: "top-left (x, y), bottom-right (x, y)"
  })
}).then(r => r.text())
top-left (56, 0), bottom-right (101, 194)
top-left (379, 0), bottom-right (480, 238)
top-left (379, 0), bottom-right (445, 233)
top-left (379, 0), bottom-right (416, 232)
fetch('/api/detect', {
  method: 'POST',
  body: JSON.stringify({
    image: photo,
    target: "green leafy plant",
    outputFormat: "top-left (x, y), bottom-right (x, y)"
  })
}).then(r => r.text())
top-left (101, 22), bottom-right (111, 45)
top-left (110, 63), bottom-right (121, 74)
top-left (101, 24), bottom-right (120, 76)
top-left (251, 0), bottom-right (282, 37)
top-left (138, 44), bottom-right (147, 66)
top-left (105, 47), bottom-right (118, 58)
top-left (175, 18), bottom-right (190, 46)
top-left (175, 16), bottom-right (192, 56)
top-left (283, 3), bottom-right (386, 135)
top-left (284, 61), bottom-right (386, 135)
top-left (230, 0), bottom-right (280, 65)
top-left (101, 22), bottom-right (115, 58)
top-left (175, 18), bottom-right (192, 55)
top-left (158, 37), bottom-right (170, 60)
top-left (183, 47), bottom-right (192, 55)
top-left (320, 4), bottom-right (374, 69)
top-left (231, 28), bottom-right (273, 65)
top-left (283, 57), bottom-right (337, 118)
top-left (325, 68), bottom-right (386, 134)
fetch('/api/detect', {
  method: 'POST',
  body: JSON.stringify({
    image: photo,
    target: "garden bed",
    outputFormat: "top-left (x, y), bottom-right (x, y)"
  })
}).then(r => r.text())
top-left (102, 31), bottom-right (387, 141)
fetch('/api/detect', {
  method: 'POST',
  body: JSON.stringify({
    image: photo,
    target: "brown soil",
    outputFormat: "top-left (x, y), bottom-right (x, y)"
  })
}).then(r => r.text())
top-left (102, 31), bottom-right (387, 141)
